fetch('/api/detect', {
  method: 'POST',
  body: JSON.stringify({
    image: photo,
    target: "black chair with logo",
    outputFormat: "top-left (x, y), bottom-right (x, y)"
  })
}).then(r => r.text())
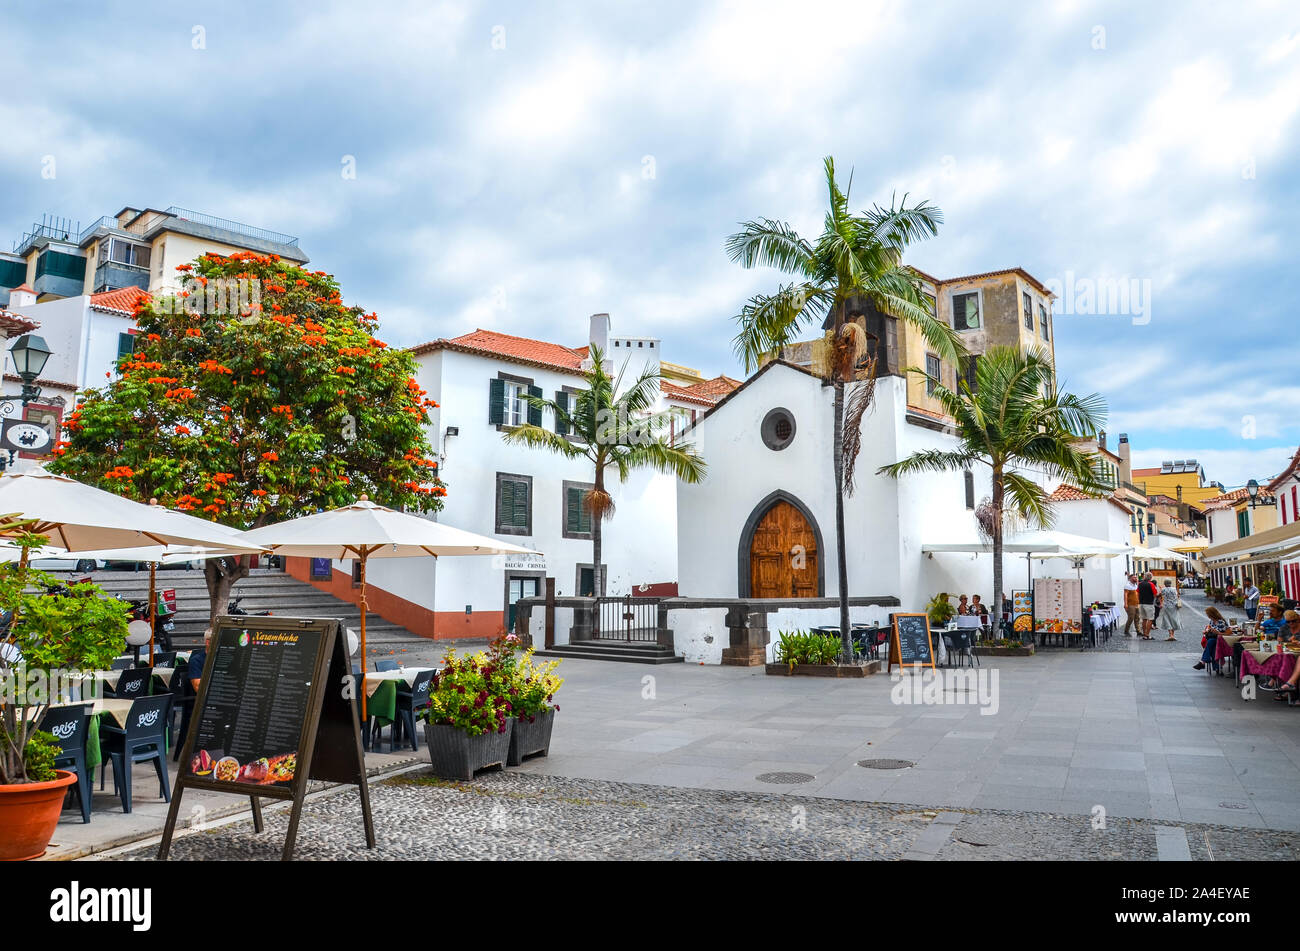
top-left (374, 659), bottom-right (400, 672)
top-left (104, 666), bottom-right (152, 700)
top-left (169, 668), bottom-right (199, 760)
top-left (391, 669), bottom-right (436, 752)
top-left (99, 695), bottom-right (173, 813)
top-left (147, 650), bottom-right (178, 670)
top-left (947, 628), bottom-right (978, 668)
top-left (39, 704), bottom-right (92, 823)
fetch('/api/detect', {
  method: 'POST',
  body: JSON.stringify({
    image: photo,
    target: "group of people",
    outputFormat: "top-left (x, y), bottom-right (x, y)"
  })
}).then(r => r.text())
top-left (1194, 602), bottom-right (1300, 701)
top-left (1122, 571), bottom-right (1183, 640)
top-left (954, 593), bottom-right (991, 628)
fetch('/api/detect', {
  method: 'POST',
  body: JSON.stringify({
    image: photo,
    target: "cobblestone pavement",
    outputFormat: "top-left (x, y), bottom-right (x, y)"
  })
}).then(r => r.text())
top-left (119, 770), bottom-right (1300, 861)
top-left (1094, 587), bottom-right (1244, 655)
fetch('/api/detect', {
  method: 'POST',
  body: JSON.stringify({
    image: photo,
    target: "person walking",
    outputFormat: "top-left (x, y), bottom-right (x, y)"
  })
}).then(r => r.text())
top-left (1159, 579), bottom-right (1181, 641)
top-left (1123, 573), bottom-right (1141, 637)
top-left (1138, 571), bottom-right (1159, 640)
top-left (1243, 577), bottom-right (1261, 622)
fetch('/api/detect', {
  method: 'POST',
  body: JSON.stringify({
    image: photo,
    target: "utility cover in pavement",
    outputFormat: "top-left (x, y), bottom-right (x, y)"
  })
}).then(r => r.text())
top-left (755, 772), bottom-right (815, 784)
top-left (857, 759), bottom-right (914, 769)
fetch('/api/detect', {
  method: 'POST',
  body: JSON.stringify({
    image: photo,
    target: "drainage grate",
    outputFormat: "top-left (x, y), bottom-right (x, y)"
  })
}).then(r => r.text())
top-left (755, 771), bottom-right (815, 785)
top-left (1217, 802), bottom-right (1249, 810)
top-left (857, 758), bottom-right (915, 770)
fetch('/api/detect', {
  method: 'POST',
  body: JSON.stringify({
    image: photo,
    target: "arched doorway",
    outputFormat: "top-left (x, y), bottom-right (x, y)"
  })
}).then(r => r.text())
top-left (739, 492), bottom-right (823, 598)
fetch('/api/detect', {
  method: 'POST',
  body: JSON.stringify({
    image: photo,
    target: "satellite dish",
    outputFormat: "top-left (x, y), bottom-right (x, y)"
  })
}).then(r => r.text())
top-left (345, 627), bottom-right (359, 656)
top-left (125, 620), bottom-right (152, 646)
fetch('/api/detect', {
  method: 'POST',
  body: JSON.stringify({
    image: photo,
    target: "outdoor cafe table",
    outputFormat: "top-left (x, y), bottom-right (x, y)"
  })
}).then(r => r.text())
top-left (95, 667), bottom-right (177, 690)
top-left (361, 667), bottom-right (437, 727)
top-left (36, 697), bottom-right (136, 777)
top-left (1239, 648), bottom-right (1299, 685)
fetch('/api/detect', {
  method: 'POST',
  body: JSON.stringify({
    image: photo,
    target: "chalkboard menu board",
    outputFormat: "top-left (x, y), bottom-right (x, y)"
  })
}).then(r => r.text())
top-left (159, 615), bottom-right (374, 861)
top-left (888, 612), bottom-right (935, 672)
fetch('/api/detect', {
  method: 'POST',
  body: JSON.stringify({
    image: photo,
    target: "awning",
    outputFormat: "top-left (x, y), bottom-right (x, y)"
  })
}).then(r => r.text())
top-left (922, 529), bottom-right (1132, 558)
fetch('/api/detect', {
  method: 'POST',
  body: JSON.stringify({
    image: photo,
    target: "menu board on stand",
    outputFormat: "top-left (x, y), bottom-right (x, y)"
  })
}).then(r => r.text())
top-left (1032, 578), bottom-right (1084, 638)
top-left (887, 613), bottom-right (935, 672)
top-left (1011, 590), bottom-right (1034, 637)
top-left (158, 615), bottom-right (374, 861)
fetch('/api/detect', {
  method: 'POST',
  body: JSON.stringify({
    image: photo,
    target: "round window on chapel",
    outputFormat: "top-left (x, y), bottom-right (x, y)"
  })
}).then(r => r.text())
top-left (761, 408), bottom-right (796, 451)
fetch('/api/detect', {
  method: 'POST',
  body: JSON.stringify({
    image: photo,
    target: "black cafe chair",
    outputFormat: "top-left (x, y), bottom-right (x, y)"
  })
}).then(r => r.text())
top-left (170, 673), bottom-right (198, 760)
top-left (104, 666), bottom-right (152, 700)
top-left (391, 669), bottom-right (436, 752)
top-left (374, 659), bottom-right (400, 672)
top-left (109, 658), bottom-right (132, 671)
top-left (148, 651), bottom-right (178, 670)
top-left (100, 695), bottom-right (173, 814)
top-left (946, 629), bottom-right (978, 668)
top-left (39, 704), bottom-right (92, 823)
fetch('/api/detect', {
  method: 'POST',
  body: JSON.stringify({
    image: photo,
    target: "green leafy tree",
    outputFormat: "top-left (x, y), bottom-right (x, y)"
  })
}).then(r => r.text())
top-left (0, 532), bottom-right (129, 784)
top-left (727, 156), bottom-right (961, 661)
top-left (878, 346), bottom-right (1109, 620)
top-left (51, 252), bottom-right (445, 620)
top-left (501, 345), bottom-right (706, 597)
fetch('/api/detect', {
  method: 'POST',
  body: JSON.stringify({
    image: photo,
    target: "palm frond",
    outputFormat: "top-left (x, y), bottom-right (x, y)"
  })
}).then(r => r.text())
top-left (500, 423), bottom-right (588, 460)
top-left (842, 366), bottom-right (878, 496)
top-left (724, 219), bottom-right (815, 275)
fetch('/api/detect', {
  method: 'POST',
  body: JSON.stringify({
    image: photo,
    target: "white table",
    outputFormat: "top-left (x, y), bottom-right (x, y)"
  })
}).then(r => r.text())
top-left (360, 667), bottom-right (437, 698)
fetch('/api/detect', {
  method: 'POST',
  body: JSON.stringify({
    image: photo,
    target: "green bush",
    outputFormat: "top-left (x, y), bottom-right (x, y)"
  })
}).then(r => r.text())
top-left (774, 630), bottom-right (842, 671)
top-left (927, 592), bottom-right (956, 627)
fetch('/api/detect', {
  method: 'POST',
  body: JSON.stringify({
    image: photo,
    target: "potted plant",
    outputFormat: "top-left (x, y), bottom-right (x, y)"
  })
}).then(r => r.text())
top-left (420, 647), bottom-right (514, 780)
top-left (926, 592), bottom-right (956, 628)
top-left (497, 636), bottom-right (563, 766)
top-left (0, 532), bottom-right (128, 860)
top-left (765, 629), bottom-right (878, 677)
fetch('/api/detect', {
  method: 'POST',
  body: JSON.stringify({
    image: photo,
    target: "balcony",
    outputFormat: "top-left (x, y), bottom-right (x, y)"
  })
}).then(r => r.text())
top-left (93, 262), bottom-right (150, 294)
top-left (32, 248), bottom-right (87, 299)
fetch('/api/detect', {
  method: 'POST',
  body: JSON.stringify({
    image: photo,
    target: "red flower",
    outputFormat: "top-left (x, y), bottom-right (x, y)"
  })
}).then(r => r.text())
top-left (262, 451), bottom-right (279, 461)
top-left (174, 425), bottom-right (191, 435)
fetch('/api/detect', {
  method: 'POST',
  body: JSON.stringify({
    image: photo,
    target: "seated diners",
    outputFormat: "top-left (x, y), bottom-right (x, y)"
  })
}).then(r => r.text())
top-left (1193, 606), bottom-right (1229, 672)
top-left (956, 594), bottom-right (970, 616)
top-left (972, 595), bottom-right (989, 633)
top-left (1271, 612), bottom-right (1300, 700)
top-left (1260, 603), bottom-right (1287, 636)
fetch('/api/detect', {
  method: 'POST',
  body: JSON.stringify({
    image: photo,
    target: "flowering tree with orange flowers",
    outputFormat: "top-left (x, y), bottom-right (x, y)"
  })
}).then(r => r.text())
top-left (51, 252), bottom-right (445, 620)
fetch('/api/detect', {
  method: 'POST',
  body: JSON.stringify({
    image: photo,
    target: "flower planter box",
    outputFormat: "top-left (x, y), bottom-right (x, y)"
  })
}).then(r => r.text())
top-left (972, 644), bottom-right (1036, 657)
top-left (423, 721), bottom-right (513, 781)
top-left (765, 660), bottom-right (880, 678)
top-left (0, 769), bottom-right (77, 861)
top-left (507, 709), bottom-right (555, 766)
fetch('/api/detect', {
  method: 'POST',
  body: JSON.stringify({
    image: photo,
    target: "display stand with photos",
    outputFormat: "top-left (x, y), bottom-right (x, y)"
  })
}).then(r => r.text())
top-left (1032, 577), bottom-right (1084, 641)
top-left (888, 612), bottom-right (935, 672)
top-left (158, 615), bottom-right (374, 861)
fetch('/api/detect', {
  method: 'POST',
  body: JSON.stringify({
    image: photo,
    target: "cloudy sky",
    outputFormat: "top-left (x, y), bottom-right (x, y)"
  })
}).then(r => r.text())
top-left (2, 0), bottom-right (1295, 487)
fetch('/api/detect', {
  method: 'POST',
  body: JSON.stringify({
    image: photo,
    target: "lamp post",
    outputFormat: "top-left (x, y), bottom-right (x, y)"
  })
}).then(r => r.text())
top-left (1246, 479), bottom-right (1260, 508)
top-left (0, 334), bottom-right (55, 472)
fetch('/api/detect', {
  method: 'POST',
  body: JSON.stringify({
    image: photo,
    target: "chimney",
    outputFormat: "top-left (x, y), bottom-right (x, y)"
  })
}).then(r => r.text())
top-left (1117, 433), bottom-right (1131, 486)
top-left (7, 284), bottom-right (36, 309)
top-left (1098, 430), bottom-right (1107, 451)
top-left (589, 313), bottom-right (610, 355)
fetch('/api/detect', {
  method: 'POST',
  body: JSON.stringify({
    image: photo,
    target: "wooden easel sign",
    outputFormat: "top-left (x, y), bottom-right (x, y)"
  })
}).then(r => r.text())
top-left (158, 615), bottom-right (374, 860)
top-left (887, 612), bottom-right (935, 673)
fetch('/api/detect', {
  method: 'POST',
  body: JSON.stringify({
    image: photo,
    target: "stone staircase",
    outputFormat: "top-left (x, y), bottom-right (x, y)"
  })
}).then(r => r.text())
top-left (81, 566), bottom-right (416, 648)
top-left (535, 639), bottom-right (683, 665)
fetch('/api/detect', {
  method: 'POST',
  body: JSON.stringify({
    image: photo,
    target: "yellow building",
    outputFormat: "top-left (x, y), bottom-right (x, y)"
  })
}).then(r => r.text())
top-left (1129, 461), bottom-right (1222, 507)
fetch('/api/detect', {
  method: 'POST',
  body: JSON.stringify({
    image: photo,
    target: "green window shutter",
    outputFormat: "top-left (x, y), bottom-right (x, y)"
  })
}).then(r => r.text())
top-left (513, 480), bottom-right (529, 529)
top-left (566, 487), bottom-right (579, 534)
top-left (555, 391), bottom-right (569, 436)
top-left (527, 385), bottom-right (543, 427)
top-left (488, 378), bottom-right (505, 425)
top-left (497, 479), bottom-right (515, 528)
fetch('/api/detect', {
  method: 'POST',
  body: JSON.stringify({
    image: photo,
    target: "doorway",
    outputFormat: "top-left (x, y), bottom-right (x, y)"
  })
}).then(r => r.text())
top-left (743, 495), bottom-right (821, 598)
top-left (506, 573), bottom-right (543, 632)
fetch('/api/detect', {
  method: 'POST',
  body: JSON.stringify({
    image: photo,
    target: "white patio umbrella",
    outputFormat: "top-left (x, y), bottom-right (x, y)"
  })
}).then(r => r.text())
top-left (240, 497), bottom-right (541, 715)
top-left (0, 469), bottom-right (267, 655)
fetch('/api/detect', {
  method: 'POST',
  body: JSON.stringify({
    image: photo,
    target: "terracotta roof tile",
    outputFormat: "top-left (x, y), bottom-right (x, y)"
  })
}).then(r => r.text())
top-left (0, 310), bottom-right (38, 336)
top-left (410, 329), bottom-right (587, 374)
top-left (661, 381), bottom-right (717, 407)
top-left (681, 374), bottom-right (740, 400)
top-left (1049, 483), bottom-right (1133, 516)
top-left (90, 286), bottom-right (151, 316)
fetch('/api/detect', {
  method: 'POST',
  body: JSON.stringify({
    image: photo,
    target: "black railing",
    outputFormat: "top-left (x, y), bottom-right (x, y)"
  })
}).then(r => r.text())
top-left (595, 596), bottom-right (659, 642)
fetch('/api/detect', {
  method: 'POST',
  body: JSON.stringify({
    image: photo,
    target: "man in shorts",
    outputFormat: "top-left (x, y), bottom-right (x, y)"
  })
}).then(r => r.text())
top-left (1123, 573), bottom-right (1141, 637)
top-left (1138, 572), bottom-right (1159, 639)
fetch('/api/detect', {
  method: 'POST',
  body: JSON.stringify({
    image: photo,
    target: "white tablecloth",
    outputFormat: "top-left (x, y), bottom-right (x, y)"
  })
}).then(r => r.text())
top-left (360, 667), bottom-right (437, 698)
top-left (1090, 606), bottom-right (1123, 630)
top-left (96, 667), bottom-right (176, 689)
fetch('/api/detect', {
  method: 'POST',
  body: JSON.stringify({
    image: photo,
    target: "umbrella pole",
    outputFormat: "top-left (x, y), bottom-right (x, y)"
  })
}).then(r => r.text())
top-left (148, 561), bottom-right (157, 663)
top-left (359, 552), bottom-right (368, 721)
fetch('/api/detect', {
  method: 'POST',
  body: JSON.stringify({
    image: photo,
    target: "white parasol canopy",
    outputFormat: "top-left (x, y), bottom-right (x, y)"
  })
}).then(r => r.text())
top-left (923, 529), bottom-right (1132, 558)
top-left (240, 498), bottom-right (540, 715)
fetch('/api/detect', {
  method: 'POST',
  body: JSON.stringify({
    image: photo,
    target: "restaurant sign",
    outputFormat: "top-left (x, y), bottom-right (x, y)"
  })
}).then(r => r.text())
top-left (159, 615), bottom-right (374, 860)
top-left (888, 612), bottom-right (935, 672)
top-left (503, 555), bottom-right (546, 571)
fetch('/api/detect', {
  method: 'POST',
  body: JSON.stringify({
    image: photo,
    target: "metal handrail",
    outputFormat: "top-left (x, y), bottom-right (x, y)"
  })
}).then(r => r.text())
top-left (162, 207), bottom-right (299, 247)
top-left (76, 216), bottom-right (121, 245)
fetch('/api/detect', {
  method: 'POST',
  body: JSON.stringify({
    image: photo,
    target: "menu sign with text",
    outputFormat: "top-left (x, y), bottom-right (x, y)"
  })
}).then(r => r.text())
top-left (888, 613), bottom-right (935, 671)
top-left (185, 625), bottom-right (322, 790)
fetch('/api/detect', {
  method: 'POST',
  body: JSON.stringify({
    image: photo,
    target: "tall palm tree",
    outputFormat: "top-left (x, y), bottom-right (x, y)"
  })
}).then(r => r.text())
top-left (877, 345), bottom-right (1109, 623)
top-left (502, 345), bottom-right (706, 600)
top-left (727, 156), bottom-right (962, 662)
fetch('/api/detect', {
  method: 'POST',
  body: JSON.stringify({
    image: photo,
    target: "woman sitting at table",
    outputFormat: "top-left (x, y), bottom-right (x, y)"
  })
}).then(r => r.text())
top-left (1193, 606), bottom-right (1229, 672)
top-left (1270, 612), bottom-right (1300, 699)
top-left (956, 594), bottom-right (970, 616)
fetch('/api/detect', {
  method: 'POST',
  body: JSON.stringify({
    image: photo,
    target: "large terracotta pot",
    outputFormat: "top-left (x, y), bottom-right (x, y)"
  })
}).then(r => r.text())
top-left (0, 770), bottom-right (77, 861)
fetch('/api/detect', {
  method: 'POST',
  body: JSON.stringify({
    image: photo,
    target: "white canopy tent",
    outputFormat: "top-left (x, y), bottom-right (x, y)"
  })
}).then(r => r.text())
top-left (923, 529), bottom-right (1133, 603)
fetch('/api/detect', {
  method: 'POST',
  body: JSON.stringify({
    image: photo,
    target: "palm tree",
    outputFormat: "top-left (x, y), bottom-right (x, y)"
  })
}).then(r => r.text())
top-left (877, 345), bottom-right (1109, 624)
top-left (502, 345), bottom-right (706, 600)
top-left (727, 156), bottom-right (962, 662)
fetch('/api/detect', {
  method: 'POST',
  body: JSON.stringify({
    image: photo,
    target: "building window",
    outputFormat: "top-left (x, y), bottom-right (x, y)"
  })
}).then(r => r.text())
top-left (563, 480), bottom-right (594, 539)
top-left (760, 407), bottom-right (796, 451)
top-left (951, 292), bottom-right (980, 331)
top-left (489, 375), bottom-right (541, 428)
top-left (1039, 303), bottom-right (1049, 339)
top-left (965, 355), bottom-right (978, 394)
top-left (925, 353), bottom-right (941, 395)
top-left (109, 239), bottom-right (150, 269)
top-left (494, 473), bottom-right (532, 536)
top-left (964, 470), bottom-right (975, 510)
top-left (1023, 292), bottom-right (1033, 331)
top-left (116, 332), bottom-right (135, 362)
top-left (1237, 509), bottom-right (1250, 539)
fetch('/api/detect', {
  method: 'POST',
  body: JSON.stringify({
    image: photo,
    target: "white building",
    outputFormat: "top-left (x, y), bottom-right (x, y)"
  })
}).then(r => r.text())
top-left (1045, 484), bottom-right (1135, 604)
top-left (354, 314), bottom-right (736, 640)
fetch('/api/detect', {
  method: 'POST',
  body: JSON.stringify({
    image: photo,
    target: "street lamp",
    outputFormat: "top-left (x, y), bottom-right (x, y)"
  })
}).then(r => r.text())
top-left (1246, 479), bottom-right (1260, 508)
top-left (0, 334), bottom-right (56, 472)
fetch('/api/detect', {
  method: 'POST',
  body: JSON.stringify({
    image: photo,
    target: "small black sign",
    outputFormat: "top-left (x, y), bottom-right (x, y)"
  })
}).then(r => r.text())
top-left (0, 418), bottom-right (53, 456)
top-left (888, 612), bottom-right (935, 672)
top-left (159, 615), bottom-right (373, 860)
